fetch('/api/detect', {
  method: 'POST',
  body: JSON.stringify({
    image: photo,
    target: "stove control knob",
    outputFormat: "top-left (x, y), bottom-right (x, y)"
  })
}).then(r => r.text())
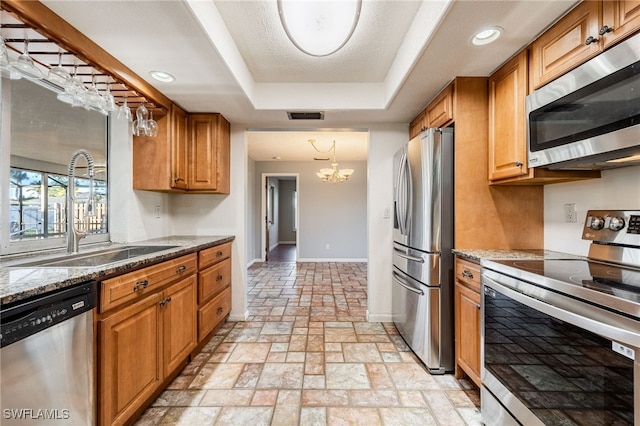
top-left (590, 216), bottom-right (605, 230)
top-left (609, 217), bottom-right (625, 231)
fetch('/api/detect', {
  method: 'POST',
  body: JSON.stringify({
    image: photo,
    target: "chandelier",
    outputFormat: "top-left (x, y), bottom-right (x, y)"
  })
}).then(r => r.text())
top-left (310, 140), bottom-right (354, 184)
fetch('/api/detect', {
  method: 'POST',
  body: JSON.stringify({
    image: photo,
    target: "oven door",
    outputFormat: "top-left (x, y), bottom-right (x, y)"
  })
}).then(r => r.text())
top-left (482, 270), bottom-right (639, 426)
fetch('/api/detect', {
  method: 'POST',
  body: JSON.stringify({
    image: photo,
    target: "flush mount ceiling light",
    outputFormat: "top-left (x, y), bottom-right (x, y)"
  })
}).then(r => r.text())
top-left (309, 139), bottom-right (354, 183)
top-left (149, 70), bottom-right (175, 83)
top-left (277, 0), bottom-right (362, 57)
top-left (472, 26), bottom-right (503, 46)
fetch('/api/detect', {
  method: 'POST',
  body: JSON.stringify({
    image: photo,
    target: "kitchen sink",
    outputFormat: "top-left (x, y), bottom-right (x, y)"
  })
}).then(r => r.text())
top-left (11, 245), bottom-right (179, 268)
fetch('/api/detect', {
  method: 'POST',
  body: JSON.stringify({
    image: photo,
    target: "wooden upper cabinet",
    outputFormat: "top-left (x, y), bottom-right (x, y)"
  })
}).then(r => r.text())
top-left (489, 51), bottom-right (529, 182)
top-left (530, 1), bottom-right (602, 90)
top-left (426, 83), bottom-right (453, 128)
top-left (409, 110), bottom-right (425, 139)
top-left (171, 104), bottom-right (189, 190)
top-left (602, 0), bottom-right (640, 47)
top-left (188, 113), bottom-right (230, 194)
top-left (134, 107), bottom-right (230, 193)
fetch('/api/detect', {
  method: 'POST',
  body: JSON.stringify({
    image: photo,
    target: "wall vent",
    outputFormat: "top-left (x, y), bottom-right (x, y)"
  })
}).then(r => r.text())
top-left (287, 111), bottom-right (324, 120)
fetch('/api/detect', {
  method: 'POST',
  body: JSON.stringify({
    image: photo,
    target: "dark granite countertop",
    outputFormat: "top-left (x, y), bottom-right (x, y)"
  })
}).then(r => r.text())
top-left (0, 235), bottom-right (234, 306)
top-left (452, 248), bottom-right (583, 263)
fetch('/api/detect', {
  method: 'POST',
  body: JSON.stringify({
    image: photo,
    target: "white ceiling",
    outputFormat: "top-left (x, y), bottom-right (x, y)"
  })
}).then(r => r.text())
top-left (39, 0), bottom-right (578, 162)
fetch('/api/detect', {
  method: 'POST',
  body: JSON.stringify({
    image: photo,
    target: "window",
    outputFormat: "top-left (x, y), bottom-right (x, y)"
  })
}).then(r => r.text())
top-left (2, 77), bottom-right (109, 254)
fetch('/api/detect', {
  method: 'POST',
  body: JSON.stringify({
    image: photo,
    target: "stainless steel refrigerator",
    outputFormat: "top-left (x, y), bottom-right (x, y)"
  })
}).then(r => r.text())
top-left (392, 127), bottom-right (454, 374)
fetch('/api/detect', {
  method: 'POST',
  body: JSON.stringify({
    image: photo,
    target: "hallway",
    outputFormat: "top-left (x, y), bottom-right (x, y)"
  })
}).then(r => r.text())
top-left (134, 261), bottom-right (481, 425)
top-left (267, 244), bottom-right (297, 262)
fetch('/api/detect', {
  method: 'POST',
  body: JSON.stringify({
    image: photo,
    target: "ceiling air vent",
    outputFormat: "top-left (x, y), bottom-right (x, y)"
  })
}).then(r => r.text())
top-left (287, 111), bottom-right (324, 120)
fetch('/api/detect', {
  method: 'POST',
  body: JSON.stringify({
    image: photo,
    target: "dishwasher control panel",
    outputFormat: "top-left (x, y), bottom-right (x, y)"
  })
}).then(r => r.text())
top-left (0, 281), bottom-right (96, 348)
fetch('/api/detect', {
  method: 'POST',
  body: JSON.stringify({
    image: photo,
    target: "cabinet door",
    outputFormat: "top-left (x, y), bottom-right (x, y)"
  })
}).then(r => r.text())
top-left (425, 83), bottom-right (453, 128)
top-left (99, 293), bottom-right (162, 426)
top-left (454, 282), bottom-right (481, 387)
top-left (602, 0), bottom-right (640, 48)
top-left (162, 275), bottom-right (198, 376)
top-left (488, 51), bottom-right (529, 181)
top-left (409, 110), bottom-right (425, 139)
top-left (188, 114), bottom-right (219, 191)
top-left (171, 104), bottom-right (188, 190)
top-left (530, 1), bottom-right (602, 89)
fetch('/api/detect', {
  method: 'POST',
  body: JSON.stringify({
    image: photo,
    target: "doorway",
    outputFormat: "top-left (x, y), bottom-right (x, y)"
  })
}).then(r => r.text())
top-left (261, 173), bottom-right (299, 262)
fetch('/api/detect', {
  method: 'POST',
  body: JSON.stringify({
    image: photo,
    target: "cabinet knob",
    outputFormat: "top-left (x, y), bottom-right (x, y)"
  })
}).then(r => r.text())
top-left (515, 161), bottom-right (523, 167)
top-left (176, 265), bottom-right (187, 274)
top-left (476, 304), bottom-right (481, 310)
top-left (461, 270), bottom-right (474, 279)
top-left (133, 280), bottom-right (149, 291)
top-left (216, 251), bottom-right (223, 257)
top-left (599, 25), bottom-right (613, 35)
top-left (585, 35), bottom-right (598, 45)
top-left (216, 274), bottom-right (223, 281)
top-left (217, 307), bottom-right (223, 314)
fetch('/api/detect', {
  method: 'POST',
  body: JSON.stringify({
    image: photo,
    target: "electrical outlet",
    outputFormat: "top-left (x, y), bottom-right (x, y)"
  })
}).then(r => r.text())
top-left (564, 203), bottom-right (577, 223)
top-left (154, 205), bottom-right (161, 219)
top-left (325, 243), bottom-right (330, 250)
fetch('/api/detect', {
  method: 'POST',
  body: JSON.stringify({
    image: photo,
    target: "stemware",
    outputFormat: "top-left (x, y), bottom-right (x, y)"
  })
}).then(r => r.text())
top-left (85, 72), bottom-right (104, 112)
top-left (9, 39), bottom-right (44, 80)
top-left (117, 94), bottom-right (132, 122)
top-left (132, 103), bottom-right (149, 136)
top-left (57, 64), bottom-right (86, 106)
top-left (102, 82), bottom-right (117, 113)
top-left (146, 110), bottom-right (159, 137)
top-left (47, 51), bottom-right (71, 87)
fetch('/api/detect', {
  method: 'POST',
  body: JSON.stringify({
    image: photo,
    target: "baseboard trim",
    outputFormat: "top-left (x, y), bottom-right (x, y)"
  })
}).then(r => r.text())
top-left (246, 258), bottom-right (261, 267)
top-left (366, 311), bottom-right (393, 322)
top-left (297, 258), bottom-right (367, 263)
top-left (228, 310), bottom-right (249, 322)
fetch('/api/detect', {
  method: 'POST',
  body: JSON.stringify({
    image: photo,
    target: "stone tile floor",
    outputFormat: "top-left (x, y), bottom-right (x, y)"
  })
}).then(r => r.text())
top-left (135, 262), bottom-right (482, 425)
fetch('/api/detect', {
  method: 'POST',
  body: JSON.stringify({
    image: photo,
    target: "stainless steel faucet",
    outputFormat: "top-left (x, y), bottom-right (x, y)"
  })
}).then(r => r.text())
top-left (67, 149), bottom-right (95, 254)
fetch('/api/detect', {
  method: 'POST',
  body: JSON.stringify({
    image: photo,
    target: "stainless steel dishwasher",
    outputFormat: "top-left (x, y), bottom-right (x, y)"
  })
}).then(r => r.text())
top-left (1, 281), bottom-right (96, 425)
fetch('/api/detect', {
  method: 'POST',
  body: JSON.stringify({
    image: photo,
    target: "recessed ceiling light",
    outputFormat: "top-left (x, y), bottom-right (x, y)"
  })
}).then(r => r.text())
top-left (472, 26), bottom-right (503, 46)
top-left (149, 70), bottom-right (175, 83)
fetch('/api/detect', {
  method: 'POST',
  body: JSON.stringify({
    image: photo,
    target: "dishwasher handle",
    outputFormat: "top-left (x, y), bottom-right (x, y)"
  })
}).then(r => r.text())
top-left (1, 281), bottom-right (96, 348)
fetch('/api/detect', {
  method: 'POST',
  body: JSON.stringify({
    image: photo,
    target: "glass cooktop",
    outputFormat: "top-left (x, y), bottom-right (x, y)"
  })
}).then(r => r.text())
top-left (483, 258), bottom-right (640, 317)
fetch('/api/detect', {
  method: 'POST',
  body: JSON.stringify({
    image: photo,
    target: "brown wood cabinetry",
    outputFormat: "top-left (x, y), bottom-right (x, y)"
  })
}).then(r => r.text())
top-left (488, 51), bottom-right (601, 185)
top-left (197, 241), bottom-right (232, 342)
top-left (97, 243), bottom-right (232, 426)
top-left (530, 0), bottom-right (640, 90)
top-left (134, 107), bottom-right (230, 194)
top-left (408, 82), bottom-right (454, 139)
top-left (454, 257), bottom-right (481, 387)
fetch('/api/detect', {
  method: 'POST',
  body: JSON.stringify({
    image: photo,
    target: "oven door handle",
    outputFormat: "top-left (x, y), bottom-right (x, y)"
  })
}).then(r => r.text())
top-left (392, 273), bottom-right (424, 296)
top-left (483, 275), bottom-right (640, 348)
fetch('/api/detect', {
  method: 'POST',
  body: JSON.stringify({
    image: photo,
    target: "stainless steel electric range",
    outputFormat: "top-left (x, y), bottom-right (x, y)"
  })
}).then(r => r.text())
top-left (480, 210), bottom-right (640, 426)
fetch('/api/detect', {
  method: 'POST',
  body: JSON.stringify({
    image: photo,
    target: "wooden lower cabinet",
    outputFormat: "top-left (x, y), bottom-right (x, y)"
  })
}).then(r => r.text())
top-left (99, 276), bottom-right (197, 426)
top-left (454, 257), bottom-right (481, 388)
top-left (198, 287), bottom-right (232, 341)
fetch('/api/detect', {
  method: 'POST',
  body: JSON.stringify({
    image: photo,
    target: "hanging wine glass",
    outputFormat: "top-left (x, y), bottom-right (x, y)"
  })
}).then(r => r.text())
top-left (117, 94), bottom-right (132, 122)
top-left (146, 109), bottom-right (159, 137)
top-left (132, 103), bottom-right (149, 136)
top-left (10, 39), bottom-right (44, 80)
top-left (47, 50), bottom-right (71, 87)
top-left (102, 81), bottom-right (117, 113)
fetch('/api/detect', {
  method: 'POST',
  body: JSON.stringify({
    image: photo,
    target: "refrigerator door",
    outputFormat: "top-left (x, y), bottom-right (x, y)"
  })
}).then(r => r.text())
top-left (392, 242), bottom-right (439, 286)
top-left (406, 128), bottom-right (448, 253)
top-left (392, 266), bottom-right (444, 373)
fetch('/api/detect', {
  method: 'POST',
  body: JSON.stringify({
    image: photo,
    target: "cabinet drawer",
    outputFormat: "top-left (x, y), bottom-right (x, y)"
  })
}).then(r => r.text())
top-left (100, 253), bottom-right (197, 312)
top-left (198, 287), bottom-right (231, 342)
top-left (199, 258), bottom-right (231, 304)
top-left (199, 242), bottom-right (231, 270)
top-left (455, 257), bottom-right (481, 292)
top-left (426, 83), bottom-right (453, 128)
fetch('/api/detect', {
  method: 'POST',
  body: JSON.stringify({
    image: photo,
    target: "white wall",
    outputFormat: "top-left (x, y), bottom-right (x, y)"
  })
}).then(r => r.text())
top-left (366, 125), bottom-right (408, 322)
top-left (544, 165), bottom-right (640, 255)
top-left (253, 160), bottom-right (367, 261)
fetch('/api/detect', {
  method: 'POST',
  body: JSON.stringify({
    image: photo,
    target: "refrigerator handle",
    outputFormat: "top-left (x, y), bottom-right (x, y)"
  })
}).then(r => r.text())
top-left (393, 247), bottom-right (425, 263)
top-left (396, 152), bottom-right (407, 234)
top-left (404, 152), bottom-right (413, 236)
top-left (392, 272), bottom-right (424, 295)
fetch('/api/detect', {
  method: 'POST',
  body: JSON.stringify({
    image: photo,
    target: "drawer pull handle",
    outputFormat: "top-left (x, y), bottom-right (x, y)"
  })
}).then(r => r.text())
top-left (133, 280), bottom-right (149, 291)
top-left (216, 274), bottom-right (223, 281)
top-left (599, 25), bottom-right (613, 35)
top-left (585, 35), bottom-right (598, 45)
top-left (159, 296), bottom-right (172, 307)
top-left (176, 265), bottom-right (187, 274)
top-left (217, 307), bottom-right (223, 314)
top-left (174, 177), bottom-right (184, 183)
top-left (461, 270), bottom-right (474, 279)
top-left (476, 304), bottom-right (481, 310)
top-left (216, 251), bottom-right (223, 257)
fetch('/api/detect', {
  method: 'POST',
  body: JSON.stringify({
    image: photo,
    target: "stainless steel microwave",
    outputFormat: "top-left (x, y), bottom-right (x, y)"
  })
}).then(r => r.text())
top-left (526, 32), bottom-right (640, 170)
